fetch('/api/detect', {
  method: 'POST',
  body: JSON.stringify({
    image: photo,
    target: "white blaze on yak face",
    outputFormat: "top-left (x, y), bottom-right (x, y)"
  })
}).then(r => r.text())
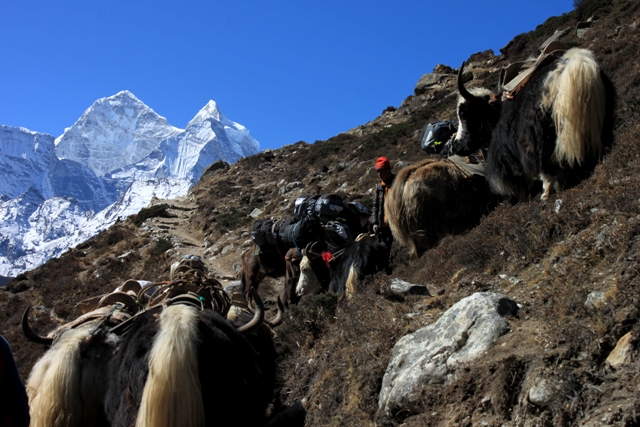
top-left (454, 98), bottom-right (469, 143)
top-left (296, 256), bottom-right (323, 296)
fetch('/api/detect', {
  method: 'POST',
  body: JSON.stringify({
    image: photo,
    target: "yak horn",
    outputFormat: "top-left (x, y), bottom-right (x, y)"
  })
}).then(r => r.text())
top-left (238, 289), bottom-right (265, 333)
top-left (265, 296), bottom-right (284, 327)
top-left (457, 61), bottom-right (477, 102)
top-left (22, 306), bottom-right (53, 346)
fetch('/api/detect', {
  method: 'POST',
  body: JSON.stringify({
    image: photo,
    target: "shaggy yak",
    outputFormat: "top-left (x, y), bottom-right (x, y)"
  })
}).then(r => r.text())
top-left (104, 294), bottom-right (277, 427)
top-left (241, 242), bottom-right (305, 308)
top-left (295, 236), bottom-right (389, 299)
top-left (22, 259), bottom-right (282, 427)
top-left (384, 157), bottom-right (499, 256)
top-left (452, 46), bottom-right (615, 200)
top-left (22, 304), bottom-right (128, 427)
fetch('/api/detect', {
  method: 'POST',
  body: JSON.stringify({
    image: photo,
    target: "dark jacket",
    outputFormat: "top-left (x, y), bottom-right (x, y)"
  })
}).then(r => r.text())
top-left (0, 335), bottom-right (30, 427)
top-left (370, 173), bottom-right (395, 230)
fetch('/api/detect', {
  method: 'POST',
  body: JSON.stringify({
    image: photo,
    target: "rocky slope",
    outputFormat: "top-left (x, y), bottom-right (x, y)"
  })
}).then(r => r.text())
top-left (3, 1), bottom-right (640, 426)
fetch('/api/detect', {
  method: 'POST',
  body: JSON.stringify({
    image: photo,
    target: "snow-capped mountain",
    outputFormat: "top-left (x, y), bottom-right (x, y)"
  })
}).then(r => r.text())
top-left (0, 91), bottom-right (260, 277)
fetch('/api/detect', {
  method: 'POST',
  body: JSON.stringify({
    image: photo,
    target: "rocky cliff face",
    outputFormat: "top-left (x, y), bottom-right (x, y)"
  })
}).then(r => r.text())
top-left (3, 2), bottom-right (640, 426)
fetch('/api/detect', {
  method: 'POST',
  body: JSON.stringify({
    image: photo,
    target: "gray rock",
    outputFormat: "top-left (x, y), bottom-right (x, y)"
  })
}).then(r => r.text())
top-left (577, 21), bottom-right (593, 38)
top-left (377, 292), bottom-right (518, 420)
top-left (389, 278), bottom-right (430, 296)
top-left (415, 73), bottom-right (447, 94)
top-left (528, 379), bottom-right (555, 407)
top-left (585, 291), bottom-right (606, 310)
top-left (224, 280), bottom-right (243, 295)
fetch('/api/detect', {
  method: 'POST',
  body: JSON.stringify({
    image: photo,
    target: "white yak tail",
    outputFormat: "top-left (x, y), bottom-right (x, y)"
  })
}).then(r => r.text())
top-left (543, 48), bottom-right (607, 167)
top-left (136, 305), bottom-right (204, 427)
top-left (27, 325), bottom-right (91, 427)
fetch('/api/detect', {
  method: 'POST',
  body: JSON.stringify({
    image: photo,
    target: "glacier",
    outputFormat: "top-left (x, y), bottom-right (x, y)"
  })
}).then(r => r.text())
top-left (0, 91), bottom-right (260, 278)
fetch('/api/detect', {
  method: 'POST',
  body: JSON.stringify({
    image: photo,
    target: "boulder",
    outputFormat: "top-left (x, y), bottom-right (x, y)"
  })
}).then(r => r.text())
top-left (377, 292), bottom-right (518, 421)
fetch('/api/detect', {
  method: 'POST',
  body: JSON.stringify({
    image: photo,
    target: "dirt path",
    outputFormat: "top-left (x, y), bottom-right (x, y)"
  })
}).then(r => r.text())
top-left (150, 196), bottom-right (246, 286)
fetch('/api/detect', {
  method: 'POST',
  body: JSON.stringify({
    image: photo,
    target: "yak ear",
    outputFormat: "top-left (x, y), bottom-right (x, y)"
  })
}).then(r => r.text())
top-left (457, 61), bottom-right (478, 102)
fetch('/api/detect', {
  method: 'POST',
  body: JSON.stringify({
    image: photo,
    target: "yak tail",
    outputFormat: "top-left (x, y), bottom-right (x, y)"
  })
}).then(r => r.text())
top-left (543, 48), bottom-right (607, 167)
top-left (27, 325), bottom-right (91, 427)
top-left (384, 164), bottom-right (420, 255)
top-left (385, 160), bottom-right (438, 256)
top-left (136, 305), bottom-right (204, 427)
top-left (345, 265), bottom-right (358, 300)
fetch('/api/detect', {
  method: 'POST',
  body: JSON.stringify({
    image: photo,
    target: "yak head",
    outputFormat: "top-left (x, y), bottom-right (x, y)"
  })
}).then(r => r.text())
top-left (452, 62), bottom-right (502, 156)
top-left (295, 255), bottom-right (325, 297)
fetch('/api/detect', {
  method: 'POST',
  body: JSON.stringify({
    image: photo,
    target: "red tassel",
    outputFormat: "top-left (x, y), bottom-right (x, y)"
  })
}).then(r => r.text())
top-left (322, 251), bottom-right (333, 268)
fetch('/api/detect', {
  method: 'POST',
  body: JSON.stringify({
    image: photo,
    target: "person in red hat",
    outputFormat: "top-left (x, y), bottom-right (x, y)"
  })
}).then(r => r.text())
top-left (370, 156), bottom-right (395, 260)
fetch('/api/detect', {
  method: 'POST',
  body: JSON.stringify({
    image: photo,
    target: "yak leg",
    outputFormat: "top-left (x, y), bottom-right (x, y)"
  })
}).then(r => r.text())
top-left (540, 173), bottom-right (556, 200)
top-left (283, 249), bottom-right (302, 308)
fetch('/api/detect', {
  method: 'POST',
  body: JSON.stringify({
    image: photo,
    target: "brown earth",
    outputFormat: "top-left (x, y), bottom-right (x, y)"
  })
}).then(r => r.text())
top-left (3, 0), bottom-right (640, 425)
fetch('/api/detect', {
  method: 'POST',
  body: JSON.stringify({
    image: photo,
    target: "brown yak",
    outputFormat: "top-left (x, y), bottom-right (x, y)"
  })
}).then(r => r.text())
top-left (384, 157), bottom-right (499, 256)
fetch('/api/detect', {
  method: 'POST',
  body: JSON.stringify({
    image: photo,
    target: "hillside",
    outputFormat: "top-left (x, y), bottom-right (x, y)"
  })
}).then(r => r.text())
top-left (3, 0), bottom-right (640, 425)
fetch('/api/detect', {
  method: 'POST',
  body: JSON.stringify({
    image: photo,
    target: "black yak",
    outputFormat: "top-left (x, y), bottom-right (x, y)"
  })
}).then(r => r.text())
top-left (452, 46), bottom-right (615, 200)
top-left (295, 236), bottom-right (388, 299)
top-left (104, 292), bottom-right (276, 427)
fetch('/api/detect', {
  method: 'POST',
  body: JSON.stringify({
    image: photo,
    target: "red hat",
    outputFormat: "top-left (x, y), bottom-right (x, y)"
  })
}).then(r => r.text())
top-left (376, 156), bottom-right (391, 171)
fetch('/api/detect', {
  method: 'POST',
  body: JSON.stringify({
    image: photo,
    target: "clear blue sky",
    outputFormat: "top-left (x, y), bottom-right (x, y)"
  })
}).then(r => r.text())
top-left (1, 1), bottom-right (574, 151)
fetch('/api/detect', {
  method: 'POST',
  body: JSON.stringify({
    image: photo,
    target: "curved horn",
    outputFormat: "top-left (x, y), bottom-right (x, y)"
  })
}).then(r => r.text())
top-left (265, 296), bottom-right (284, 327)
top-left (22, 306), bottom-right (53, 346)
top-left (457, 61), bottom-right (477, 102)
top-left (238, 289), bottom-right (265, 333)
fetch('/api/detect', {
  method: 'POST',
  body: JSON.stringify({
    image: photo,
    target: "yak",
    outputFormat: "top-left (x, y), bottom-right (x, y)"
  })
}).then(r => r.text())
top-left (104, 291), bottom-right (276, 427)
top-left (383, 156), bottom-right (499, 256)
top-left (296, 236), bottom-right (388, 299)
top-left (22, 305), bottom-right (128, 427)
top-left (22, 255), bottom-right (283, 427)
top-left (452, 46), bottom-right (615, 200)
top-left (240, 243), bottom-right (305, 308)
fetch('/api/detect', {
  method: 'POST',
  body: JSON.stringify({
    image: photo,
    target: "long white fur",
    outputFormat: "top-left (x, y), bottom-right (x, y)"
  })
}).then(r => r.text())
top-left (136, 304), bottom-right (204, 427)
top-left (344, 265), bottom-right (358, 300)
top-left (541, 48), bottom-right (606, 167)
top-left (27, 322), bottom-right (101, 427)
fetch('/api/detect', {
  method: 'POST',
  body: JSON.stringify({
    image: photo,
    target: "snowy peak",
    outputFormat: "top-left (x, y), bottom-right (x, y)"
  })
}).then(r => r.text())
top-left (54, 91), bottom-right (180, 177)
top-left (0, 125), bottom-right (57, 200)
top-left (0, 91), bottom-right (261, 277)
top-left (189, 100), bottom-right (223, 125)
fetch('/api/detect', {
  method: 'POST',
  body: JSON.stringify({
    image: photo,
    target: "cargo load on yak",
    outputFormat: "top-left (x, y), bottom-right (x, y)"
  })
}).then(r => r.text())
top-left (292, 194), bottom-right (370, 246)
top-left (251, 218), bottom-right (280, 249)
top-left (420, 120), bottom-right (457, 155)
top-left (294, 194), bottom-right (363, 230)
top-left (277, 215), bottom-right (321, 249)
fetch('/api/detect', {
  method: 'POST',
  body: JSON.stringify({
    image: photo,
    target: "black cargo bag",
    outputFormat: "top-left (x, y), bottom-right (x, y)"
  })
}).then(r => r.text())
top-left (420, 121), bottom-right (457, 154)
top-left (251, 218), bottom-right (276, 247)
top-left (278, 216), bottom-right (320, 248)
top-left (323, 220), bottom-right (354, 250)
top-left (293, 195), bottom-right (312, 220)
top-left (314, 194), bottom-right (348, 223)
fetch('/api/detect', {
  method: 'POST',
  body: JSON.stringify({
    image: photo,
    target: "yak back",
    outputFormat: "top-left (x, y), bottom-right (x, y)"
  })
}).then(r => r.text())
top-left (328, 238), bottom-right (388, 294)
top-left (105, 307), bottom-right (276, 427)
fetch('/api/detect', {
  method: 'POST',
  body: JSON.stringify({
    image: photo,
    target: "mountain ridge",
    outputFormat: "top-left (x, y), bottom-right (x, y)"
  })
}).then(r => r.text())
top-left (0, 92), bottom-right (260, 276)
